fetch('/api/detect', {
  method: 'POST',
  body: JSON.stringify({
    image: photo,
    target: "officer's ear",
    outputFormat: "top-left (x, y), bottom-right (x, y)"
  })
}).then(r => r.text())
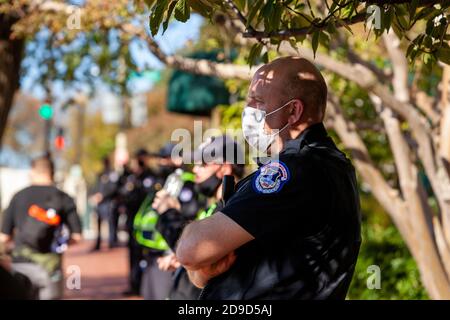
top-left (288, 99), bottom-right (304, 125)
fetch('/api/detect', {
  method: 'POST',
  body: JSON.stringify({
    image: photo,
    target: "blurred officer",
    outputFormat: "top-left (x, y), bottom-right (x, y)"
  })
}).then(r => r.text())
top-left (0, 156), bottom-right (82, 300)
top-left (114, 163), bottom-right (132, 230)
top-left (176, 57), bottom-right (361, 300)
top-left (154, 142), bottom-right (179, 182)
top-left (134, 143), bottom-right (204, 299)
top-left (122, 149), bottom-right (157, 296)
top-left (153, 135), bottom-right (245, 300)
top-left (90, 156), bottom-right (120, 251)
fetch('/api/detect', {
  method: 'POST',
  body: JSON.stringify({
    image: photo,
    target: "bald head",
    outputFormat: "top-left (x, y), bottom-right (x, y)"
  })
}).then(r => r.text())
top-left (253, 56), bottom-right (327, 122)
top-left (31, 156), bottom-right (54, 177)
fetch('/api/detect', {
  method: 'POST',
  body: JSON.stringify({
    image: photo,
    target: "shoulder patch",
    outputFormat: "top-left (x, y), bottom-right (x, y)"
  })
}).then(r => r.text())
top-left (252, 160), bottom-right (291, 194)
top-left (109, 172), bottom-right (119, 182)
top-left (179, 187), bottom-right (193, 202)
top-left (143, 177), bottom-right (154, 188)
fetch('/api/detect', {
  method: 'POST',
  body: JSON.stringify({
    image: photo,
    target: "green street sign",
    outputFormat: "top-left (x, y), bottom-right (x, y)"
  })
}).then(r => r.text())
top-left (39, 104), bottom-right (53, 120)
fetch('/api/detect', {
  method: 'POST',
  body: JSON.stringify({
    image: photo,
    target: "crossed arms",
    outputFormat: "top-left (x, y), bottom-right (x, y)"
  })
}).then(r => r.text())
top-left (175, 212), bottom-right (254, 288)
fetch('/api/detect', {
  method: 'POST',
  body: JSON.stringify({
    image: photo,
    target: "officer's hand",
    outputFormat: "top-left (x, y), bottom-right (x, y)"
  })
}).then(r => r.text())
top-left (187, 251), bottom-right (236, 288)
top-left (89, 193), bottom-right (103, 205)
top-left (200, 251), bottom-right (236, 278)
top-left (69, 233), bottom-right (82, 245)
top-left (152, 190), bottom-right (181, 214)
top-left (157, 253), bottom-right (181, 272)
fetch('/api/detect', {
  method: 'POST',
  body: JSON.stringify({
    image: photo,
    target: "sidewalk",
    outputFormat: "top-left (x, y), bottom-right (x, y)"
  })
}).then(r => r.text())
top-left (63, 240), bottom-right (141, 300)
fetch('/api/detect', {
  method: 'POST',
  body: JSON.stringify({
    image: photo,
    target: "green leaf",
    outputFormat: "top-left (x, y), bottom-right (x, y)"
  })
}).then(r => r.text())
top-left (414, 7), bottom-right (440, 23)
top-left (247, 0), bottom-right (263, 27)
top-left (383, 7), bottom-right (394, 33)
top-left (289, 37), bottom-right (298, 51)
top-left (423, 52), bottom-right (431, 65)
top-left (423, 35), bottom-right (433, 49)
top-left (174, 0), bottom-right (190, 22)
top-left (292, 15), bottom-right (311, 29)
top-left (144, 0), bottom-right (158, 7)
top-left (408, 0), bottom-right (419, 19)
top-left (149, 0), bottom-right (169, 36)
top-left (162, 1), bottom-right (177, 33)
top-left (311, 30), bottom-right (320, 57)
top-left (190, 0), bottom-right (212, 18)
top-left (391, 21), bottom-right (403, 40)
top-left (326, 19), bottom-right (337, 34)
top-left (406, 43), bottom-right (414, 58)
top-left (234, 0), bottom-right (245, 11)
top-left (337, 18), bottom-right (353, 35)
top-left (436, 47), bottom-right (450, 65)
top-left (247, 42), bottom-right (263, 67)
top-left (319, 31), bottom-right (330, 49)
top-left (396, 13), bottom-right (408, 31)
top-left (262, 0), bottom-right (275, 32)
top-left (271, 3), bottom-right (283, 32)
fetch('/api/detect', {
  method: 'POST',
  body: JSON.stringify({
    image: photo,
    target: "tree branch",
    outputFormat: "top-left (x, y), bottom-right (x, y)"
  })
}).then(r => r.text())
top-left (326, 93), bottom-right (404, 222)
top-left (223, 0), bottom-right (255, 33)
top-left (277, 41), bottom-right (445, 198)
top-left (374, 94), bottom-right (450, 298)
top-left (121, 23), bottom-right (257, 80)
top-left (332, 32), bottom-right (392, 82)
top-left (384, 31), bottom-right (450, 261)
top-left (242, 12), bottom-right (367, 40)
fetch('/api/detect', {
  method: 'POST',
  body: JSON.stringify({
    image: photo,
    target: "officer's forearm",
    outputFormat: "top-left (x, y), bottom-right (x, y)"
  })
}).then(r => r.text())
top-left (177, 212), bottom-right (250, 269)
top-left (176, 220), bottom-right (211, 269)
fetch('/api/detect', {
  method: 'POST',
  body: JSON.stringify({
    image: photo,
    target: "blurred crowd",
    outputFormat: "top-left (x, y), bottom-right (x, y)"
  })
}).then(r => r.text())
top-left (0, 135), bottom-right (245, 300)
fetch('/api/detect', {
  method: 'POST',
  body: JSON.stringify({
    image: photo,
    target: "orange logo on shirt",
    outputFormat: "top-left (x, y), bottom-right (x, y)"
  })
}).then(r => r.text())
top-left (28, 205), bottom-right (61, 226)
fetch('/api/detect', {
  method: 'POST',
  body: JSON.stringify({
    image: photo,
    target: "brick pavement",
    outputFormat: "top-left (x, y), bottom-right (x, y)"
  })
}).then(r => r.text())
top-left (63, 240), bottom-right (141, 300)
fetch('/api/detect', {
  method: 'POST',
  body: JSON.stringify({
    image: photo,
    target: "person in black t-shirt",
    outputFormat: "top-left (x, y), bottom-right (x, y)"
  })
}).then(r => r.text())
top-left (0, 156), bottom-right (82, 300)
top-left (175, 57), bottom-right (361, 300)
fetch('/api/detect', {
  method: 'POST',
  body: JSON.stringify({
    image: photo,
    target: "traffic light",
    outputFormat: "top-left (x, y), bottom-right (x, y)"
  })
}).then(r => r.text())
top-left (54, 128), bottom-right (65, 150)
top-left (39, 103), bottom-right (53, 120)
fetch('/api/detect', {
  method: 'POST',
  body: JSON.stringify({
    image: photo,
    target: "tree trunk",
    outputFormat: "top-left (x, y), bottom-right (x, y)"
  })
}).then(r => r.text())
top-left (0, 14), bottom-right (24, 148)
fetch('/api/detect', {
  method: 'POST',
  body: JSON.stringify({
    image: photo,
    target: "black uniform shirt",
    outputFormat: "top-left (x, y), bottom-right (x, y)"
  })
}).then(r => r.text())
top-left (124, 168), bottom-right (158, 224)
top-left (201, 123), bottom-right (361, 300)
top-left (96, 169), bottom-right (120, 204)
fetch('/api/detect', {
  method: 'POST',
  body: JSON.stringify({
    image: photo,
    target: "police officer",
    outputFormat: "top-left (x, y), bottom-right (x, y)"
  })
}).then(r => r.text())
top-left (122, 149), bottom-right (157, 296)
top-left (136, 143), bottom-right (204, 299)
top-left (154, 142), bottom-right (179, 182)
top-left (90, 156), bottom-right (120, 251)
top-left (175, 56), bottom-right (362, 300)
top-left (152, 135), bottom-right (245, 300)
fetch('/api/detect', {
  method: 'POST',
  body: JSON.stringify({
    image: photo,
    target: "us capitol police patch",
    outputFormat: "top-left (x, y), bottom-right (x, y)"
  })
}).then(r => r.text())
top-left (252, 160), bottom-right (290, 194)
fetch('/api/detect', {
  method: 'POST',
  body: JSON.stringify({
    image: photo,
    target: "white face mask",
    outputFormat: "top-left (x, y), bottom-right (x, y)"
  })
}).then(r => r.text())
top-left (242, 100), bottom-right (292, 153)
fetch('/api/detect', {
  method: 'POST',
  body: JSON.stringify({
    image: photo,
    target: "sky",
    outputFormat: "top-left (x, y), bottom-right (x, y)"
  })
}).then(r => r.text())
top-left (1, 13), bottom-right (204, 168)
top-left (20, 13), bottom-right (204, 99)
